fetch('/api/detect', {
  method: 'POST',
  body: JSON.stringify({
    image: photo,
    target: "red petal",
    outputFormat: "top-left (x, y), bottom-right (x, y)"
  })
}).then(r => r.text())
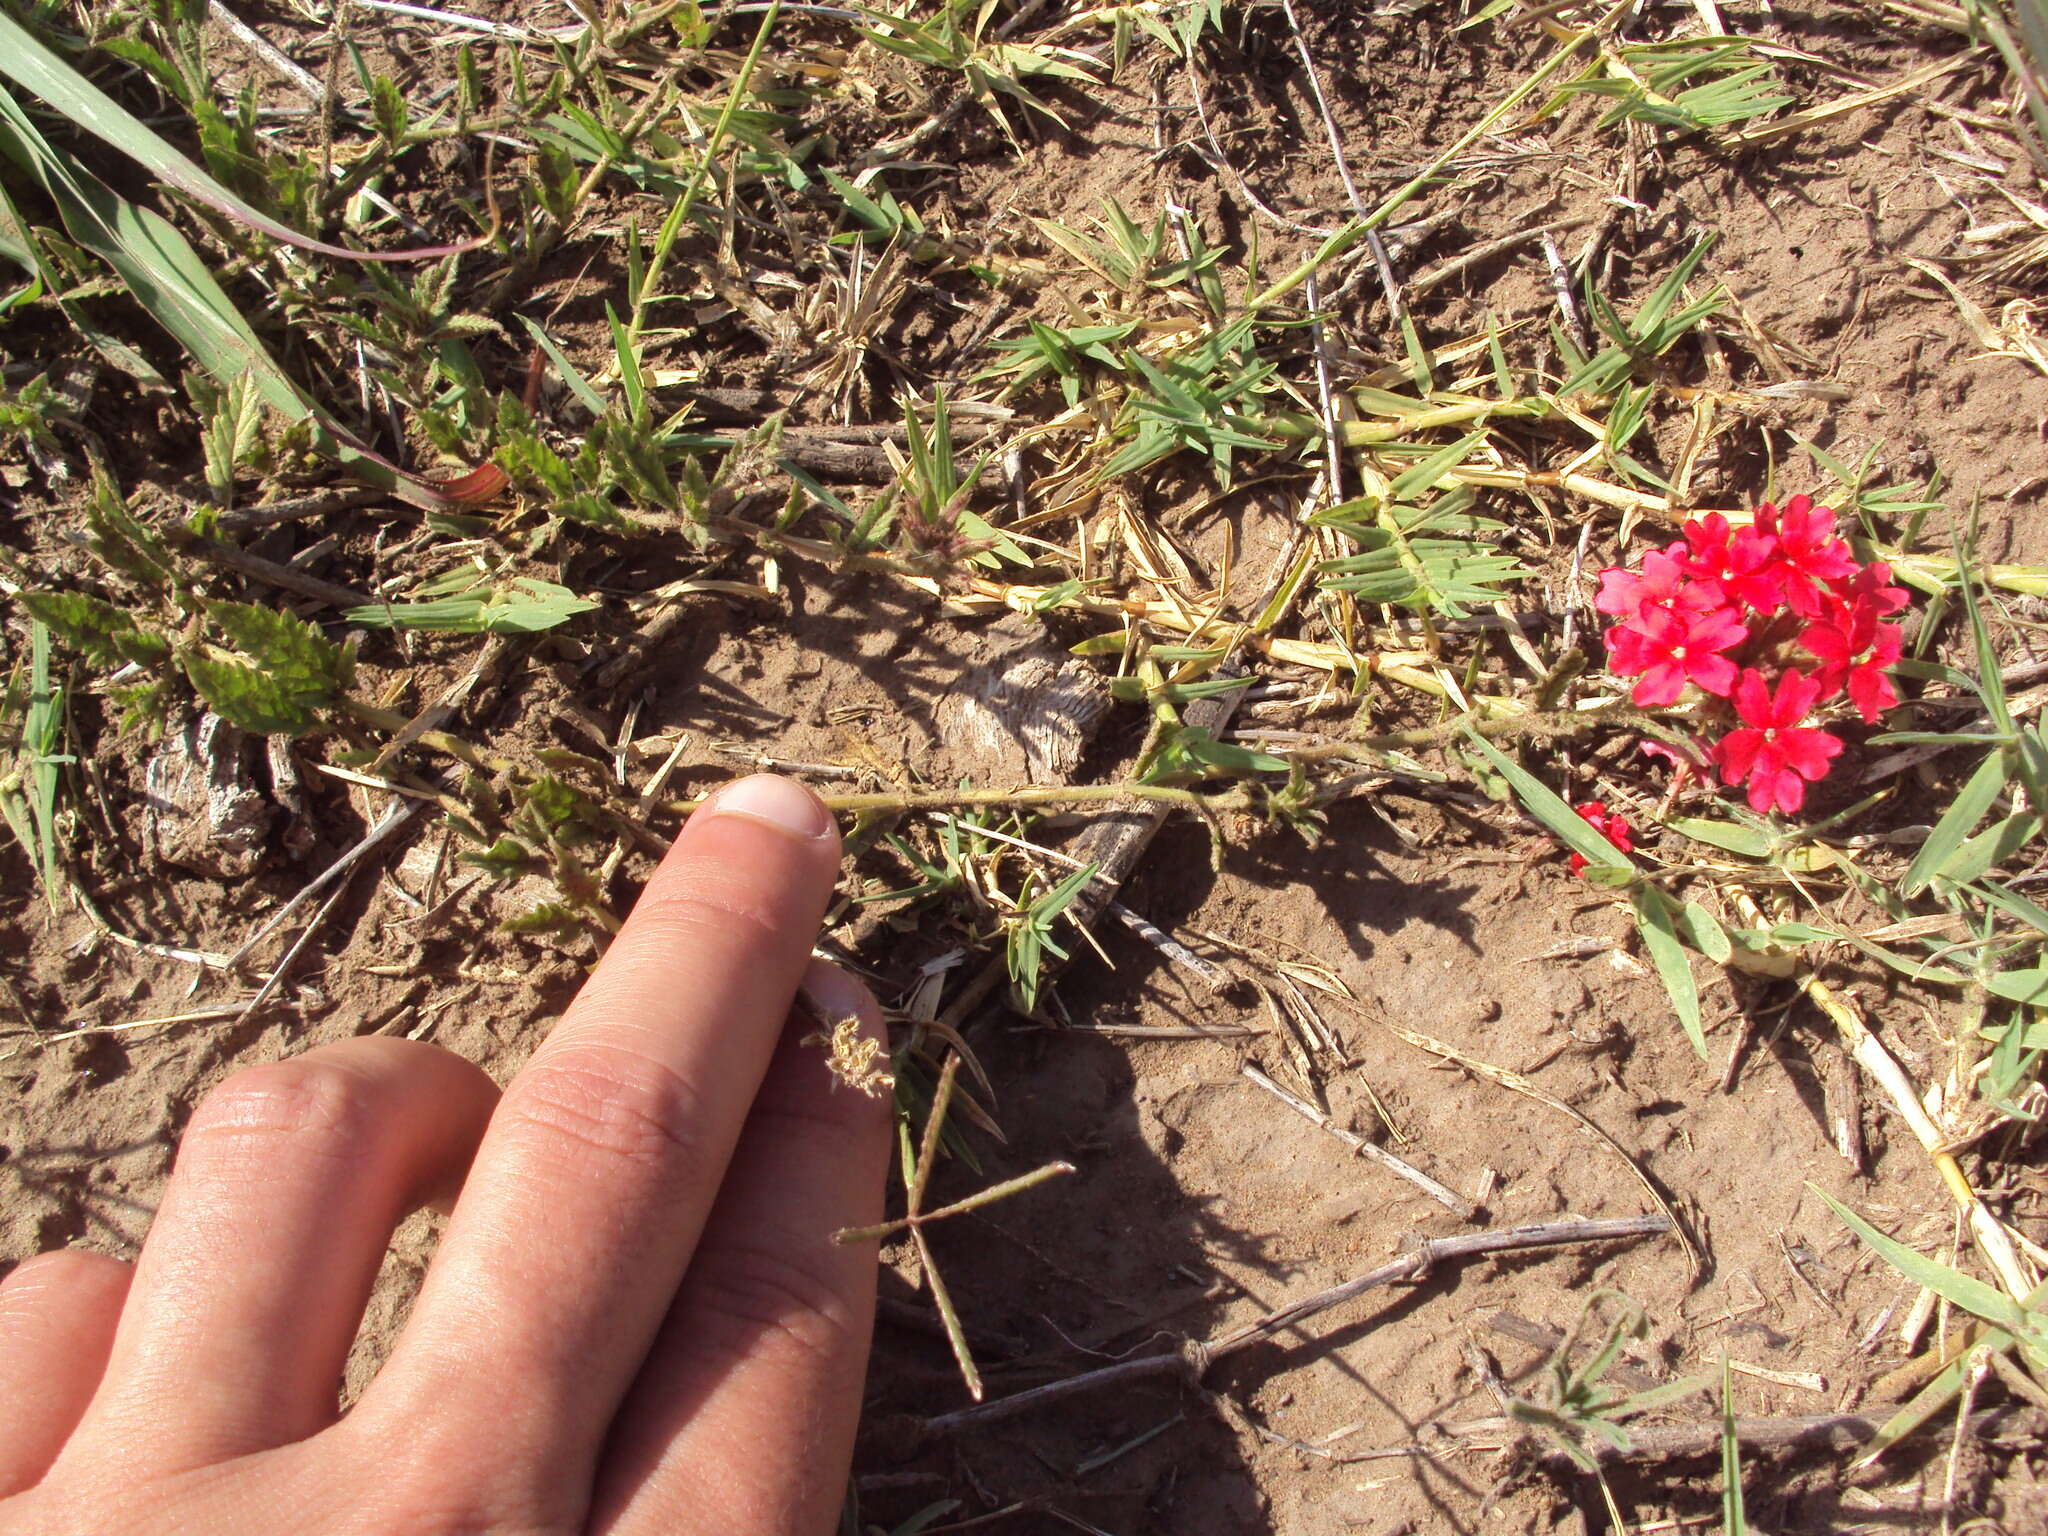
top-left (1849, 667), bottom-right (1897, 723)
top-left (1776, 726), bottom-right (1844, 780)
top-left (1732, 669), bottom-right (1774, 726)
top-left (1714, 727), bottom-right (1765, 783)
top-left (1688, 651), bottom-right (1739, 697)
top-left (1632, 662), bottom-right (1685, 707)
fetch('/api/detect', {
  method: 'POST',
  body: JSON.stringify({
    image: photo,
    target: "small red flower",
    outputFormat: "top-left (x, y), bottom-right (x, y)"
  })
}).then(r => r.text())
top-left (1801, 595), bottom-right (1904, 723)
top-left (1713, 668), bottom-right (1844, 815)
top-left (1757, 495), bottom-right (1858, 619)
top-left (1832, 559), bottom-right (1910, 616)
top-left (1594, 547), bottom-right (1725, 624)
top-left (1569, 801), bottom-right (1635, 875)
top-left (1606, 602), bottom-right (1749, 706)
top-left (1675, 513), bottom-right (1785, 613)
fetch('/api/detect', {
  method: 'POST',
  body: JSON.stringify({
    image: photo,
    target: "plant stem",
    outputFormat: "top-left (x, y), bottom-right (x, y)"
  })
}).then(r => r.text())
top-left (664, 781), bottom-right (1229, 818)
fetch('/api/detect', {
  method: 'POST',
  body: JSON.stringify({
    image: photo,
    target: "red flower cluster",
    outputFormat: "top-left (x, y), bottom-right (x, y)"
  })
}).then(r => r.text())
top-left (1570, 801), bottom-right (1635, 876)
top-left (1594, 495), bottom-right (1907, 815)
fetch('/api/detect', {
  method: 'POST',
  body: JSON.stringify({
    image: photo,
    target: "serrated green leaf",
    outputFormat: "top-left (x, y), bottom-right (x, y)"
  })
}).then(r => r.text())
top-left (182, 655), bottom-right (319, 734)
top-left (17, 590), bottom-right (168, 667)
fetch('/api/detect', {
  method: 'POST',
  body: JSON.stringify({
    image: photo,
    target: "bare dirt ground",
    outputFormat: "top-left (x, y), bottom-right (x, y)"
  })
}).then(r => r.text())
top-left (7, 1), bottom-right (2048, 1532)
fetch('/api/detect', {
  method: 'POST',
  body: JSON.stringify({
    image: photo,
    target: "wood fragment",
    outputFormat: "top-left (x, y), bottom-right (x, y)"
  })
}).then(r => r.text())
top-left (1483, 1310), bottom-right (1663, 1394)
top-left (1824, 1045), bottom-right (1868, 1173)
top-left (189, 536), bottom-right (370, 608)
top-left (1726, 1359), bottom-right (1827, 1394)
top-left (1436, 1404), bottom-right (2034, 1465)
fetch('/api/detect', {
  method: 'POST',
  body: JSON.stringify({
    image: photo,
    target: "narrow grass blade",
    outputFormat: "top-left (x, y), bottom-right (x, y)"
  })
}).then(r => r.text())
top-left (26, 621), bottom-right (63, 910)
top-left (1814, 1187), bottom-right (2043, 1363)
top-left (1901, 747), bottom-right (2008, 897)
top-left (516, 316), bottom-right (609, 417)
top-left (1720, 1356), bottom-right (1747, 1535)
top-left (1463, 728), bottom-right (1632, 872)
top-left (0, 12), bottom-right (475, 261)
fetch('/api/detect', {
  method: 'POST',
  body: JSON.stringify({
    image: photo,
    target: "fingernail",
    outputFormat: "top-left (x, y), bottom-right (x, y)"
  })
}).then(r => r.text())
top-left (698, 773), bottom-right (833, 840)
top-left (799, 956), bottom-right (879, 1027)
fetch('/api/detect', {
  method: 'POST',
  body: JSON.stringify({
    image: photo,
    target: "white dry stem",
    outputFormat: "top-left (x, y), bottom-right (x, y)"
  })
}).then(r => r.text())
top-left (1798, 971), bottom-right (2036, 1304)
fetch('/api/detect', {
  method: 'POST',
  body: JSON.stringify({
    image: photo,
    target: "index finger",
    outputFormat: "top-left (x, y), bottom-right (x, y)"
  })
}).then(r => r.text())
top-left (351, 775), bottom-right (842, 1522)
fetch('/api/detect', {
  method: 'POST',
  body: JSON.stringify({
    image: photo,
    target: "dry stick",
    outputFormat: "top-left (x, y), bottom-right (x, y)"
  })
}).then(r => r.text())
top-left (1241, 1062), bottom-right (1479, 1220)
top-left (215, 488), bottom-right (389, 533)
top-left (1825, 1044), bottom-right (1869, 1174)
top-left (187, 537), bottom-right (371, 609)
top-left (918, 1214), bottom-right (1670, 1439)
top-left (209, 0), bottom-right (326, 102)
top-left (207, 0), bottom-right (429, 238)
top-left (1542, 231), bottom-right (1591, 354)
top-left (1244, 8), bottom-right (1609, 311)
top-left (1325, 995), bottom-right (1704, 1282)
top-left (1276, 0), bottom-right (1424, 406)
top-left (1484, 1310), bottom-right (1663, 1393)
top-left (1727, 52), bottom-right (1977, 149)
top-left (235, 873), bottom-right (354, 1020)
top-left (223, 799), bottom-right (423, 969)
top-left (1407, 218), bottom-right (1591, 299)
top-left (1183, 60), bottom-right (1339, 238)
top-left (1432, 1404), bottom-right (2032, 1466)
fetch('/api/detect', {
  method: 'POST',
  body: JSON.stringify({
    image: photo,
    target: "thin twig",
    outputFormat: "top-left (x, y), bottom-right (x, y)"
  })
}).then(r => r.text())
top-left (223, 799), bottom-right (422, 969)
top-left (919, 1214), bottom-right (1669, 1439)
top-left (188, 537), bottom-right (371, 609)
top-left (1241, 1062), bottom-right (1479, 1219)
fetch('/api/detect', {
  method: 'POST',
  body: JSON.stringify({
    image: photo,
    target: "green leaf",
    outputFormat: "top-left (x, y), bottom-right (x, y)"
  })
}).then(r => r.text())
top-left (1985, 965), bottom-right (2048, 1006)
top-left (1388, 430), bottom-right (1487, 501)
top-left (184, 600), bottom-right (344, 734)
top-left (1634, 886), bottom-right (1706, 1060)
top-left (1937, 812), bottom-right (2045, 890)
top-left (1462, 728), bottom-right (1632, 873)
top-left (1901, 748), bottom-right (2009, 897)
top-left (516, 316), bottom-right (610, 418)
top-left (1669, 816), bottom-right (1772, 859)
top-left (1676, 900), bottom-right (1732, 964)
top-left (17, 590), bottom-right (168, 667)
top-left (0, 11), bottom-right (467, 263)
top-left (1815, 1187), bottom-right (2045, 1369)
top-left (1721, 1356), bottom-right (1748, 1536)
top-left (182, 656), bottom-right (317, 734)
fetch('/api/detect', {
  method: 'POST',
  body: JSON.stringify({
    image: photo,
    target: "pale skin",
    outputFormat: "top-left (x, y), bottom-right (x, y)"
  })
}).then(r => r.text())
top-left (0, 774), bottom-right (892, 1536)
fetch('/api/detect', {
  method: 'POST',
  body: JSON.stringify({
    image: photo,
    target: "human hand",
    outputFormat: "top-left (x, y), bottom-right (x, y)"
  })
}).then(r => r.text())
top-left (0, 774), bottom-right (889, 1535)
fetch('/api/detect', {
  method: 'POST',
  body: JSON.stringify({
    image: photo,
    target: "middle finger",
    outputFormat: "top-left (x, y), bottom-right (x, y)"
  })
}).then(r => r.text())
top-left (355, 776), bottom-right (841, 1520)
